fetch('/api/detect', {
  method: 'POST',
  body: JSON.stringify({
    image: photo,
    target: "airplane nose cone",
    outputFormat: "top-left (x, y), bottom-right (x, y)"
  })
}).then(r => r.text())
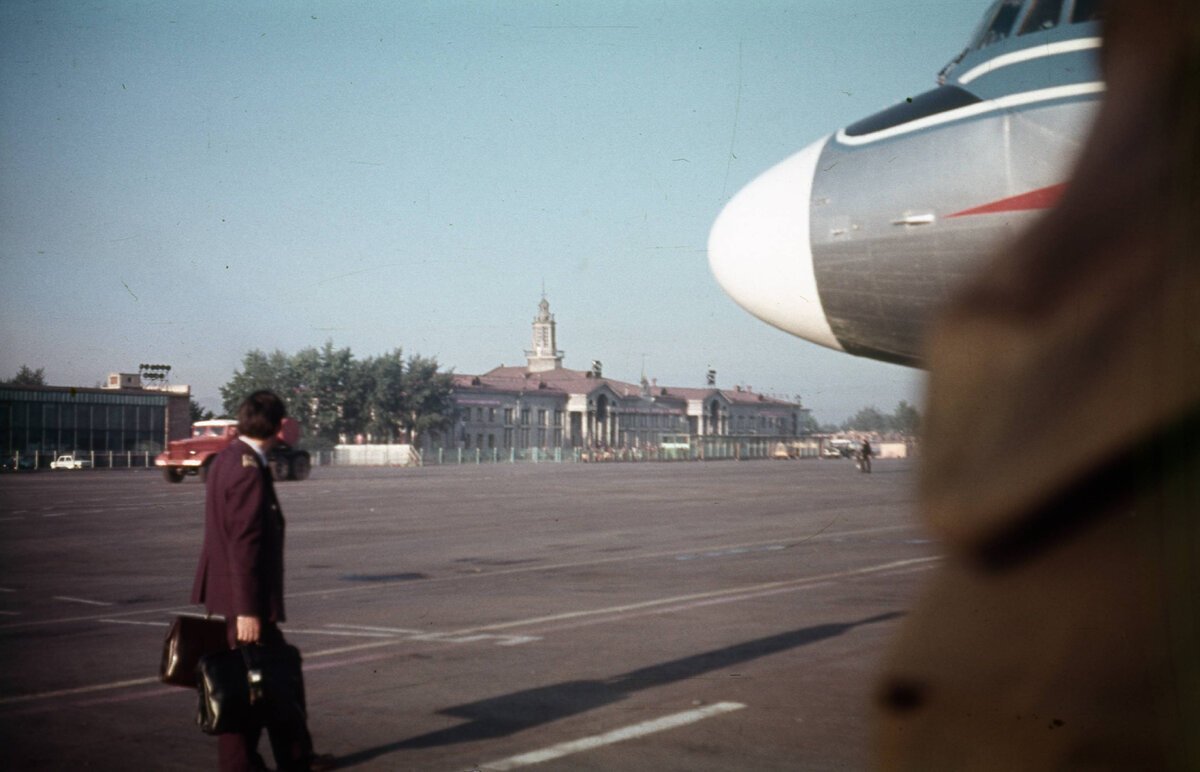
top-left (708, 136), bottom-right (843, 352)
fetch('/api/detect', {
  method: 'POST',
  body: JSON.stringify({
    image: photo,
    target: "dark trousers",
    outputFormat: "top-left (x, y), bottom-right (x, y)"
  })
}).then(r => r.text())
top-left (219, 622), bottom-right (314, 772)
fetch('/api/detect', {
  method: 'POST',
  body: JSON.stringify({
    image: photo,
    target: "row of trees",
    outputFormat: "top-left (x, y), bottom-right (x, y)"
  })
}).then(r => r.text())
top-left (219, 342), bottom-right (454, 449)
top-left (834, 401), bottom-right (922, 435)
top-left (2, 366), bottom-right (47, 386)
top-left (7, 361), bottom-right (920, 441)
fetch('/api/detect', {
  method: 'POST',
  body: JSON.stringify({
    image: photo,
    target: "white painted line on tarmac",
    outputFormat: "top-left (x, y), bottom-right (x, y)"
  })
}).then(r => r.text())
top-left (285, 525), bottom-right (925, 603)
top-left (0, 527), bottom-right (933, 633)
top-left (480, 702), bottom-right (747, 770)
top-left (495, 635), bottom-right (540, 646)
top-left (279, 628), bottom-right (398, 638)
top-left (53, 596), bottom-right (113, 607)
top-left (675, 544), bottom-right (787, 561)
top-left (327, 623), bottom-right (423, 635)
top-left (0, 556), bottom-right (932, 707)
top-left (456, 556), bottom-right (940, 636)
top-left (98, 619), bottom-right (169, 627)
top-left (316, 625), bottom-right (543, 647)
top-left (303, 639), bottom-right (408, 658)
top-left (0, 677), bottom-right (160, 706)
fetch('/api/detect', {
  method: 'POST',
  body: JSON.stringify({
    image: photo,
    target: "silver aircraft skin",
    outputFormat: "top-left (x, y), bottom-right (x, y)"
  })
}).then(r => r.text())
top-left (708, 0), bottom-right (1105, 367)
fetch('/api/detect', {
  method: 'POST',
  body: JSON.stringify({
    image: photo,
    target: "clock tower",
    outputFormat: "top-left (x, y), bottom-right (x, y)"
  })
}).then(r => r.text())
top-left (526, 295), bottom-right (565, 372)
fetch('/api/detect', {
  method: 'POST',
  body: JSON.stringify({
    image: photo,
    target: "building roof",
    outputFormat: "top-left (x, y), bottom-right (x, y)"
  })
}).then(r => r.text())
top-left (479, 365), bottom-right (644, 398)
top-left (452, 365), bottom-right (795, 409)
top-left (449, 295), bottom-right (803, 410)
top-left (720, 387), bottom-right (797, 407)
top-left (0, 383), bottom-right (186, 401)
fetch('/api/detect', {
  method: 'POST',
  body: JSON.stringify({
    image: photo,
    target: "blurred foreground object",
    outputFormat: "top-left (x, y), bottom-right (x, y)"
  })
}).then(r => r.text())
top-left (876, 1), bottom-right (1200, 769)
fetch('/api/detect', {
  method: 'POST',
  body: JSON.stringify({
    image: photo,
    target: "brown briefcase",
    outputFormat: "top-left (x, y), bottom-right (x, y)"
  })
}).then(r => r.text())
top-left (160, 615), bottom-right (227, 688)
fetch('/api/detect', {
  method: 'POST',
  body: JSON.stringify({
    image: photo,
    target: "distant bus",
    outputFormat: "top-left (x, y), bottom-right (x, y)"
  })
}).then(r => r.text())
top-left (660, 434), bottom-right (690, 451)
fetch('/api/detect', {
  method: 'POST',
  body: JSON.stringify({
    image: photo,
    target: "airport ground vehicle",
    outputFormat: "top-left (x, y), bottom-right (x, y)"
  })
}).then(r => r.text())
top-left (50, 454), bottom-right (92, 470)
top-left (154, 418), bottom-right (311, 483)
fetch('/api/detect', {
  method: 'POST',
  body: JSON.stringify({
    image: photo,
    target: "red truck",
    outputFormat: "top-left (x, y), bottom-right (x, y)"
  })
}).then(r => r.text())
top-left (155, 418), bottom-right (311, 483)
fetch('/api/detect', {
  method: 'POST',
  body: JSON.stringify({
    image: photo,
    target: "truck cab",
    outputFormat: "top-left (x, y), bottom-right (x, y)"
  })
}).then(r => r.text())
top-left (154, 418), bottom-right (310, 483)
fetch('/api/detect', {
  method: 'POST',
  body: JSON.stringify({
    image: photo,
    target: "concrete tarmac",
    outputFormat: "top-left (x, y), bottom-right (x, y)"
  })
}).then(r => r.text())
top-left (0, 459), bottom-right (937, 771)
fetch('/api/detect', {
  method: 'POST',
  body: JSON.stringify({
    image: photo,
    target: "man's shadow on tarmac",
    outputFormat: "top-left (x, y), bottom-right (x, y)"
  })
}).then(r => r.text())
top-left (333, 611), bottom-right (902, 768)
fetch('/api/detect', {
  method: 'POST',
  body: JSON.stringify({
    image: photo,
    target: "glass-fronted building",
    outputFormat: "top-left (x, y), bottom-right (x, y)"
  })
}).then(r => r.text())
top-left (0, 385), bottom-right (190, 456)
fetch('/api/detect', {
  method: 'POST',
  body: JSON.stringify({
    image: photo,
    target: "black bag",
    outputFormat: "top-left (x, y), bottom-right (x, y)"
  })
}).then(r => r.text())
top-left (196, 642), bottom-right (307, 735)
top-left (160, 615), bottom-right (227, 688)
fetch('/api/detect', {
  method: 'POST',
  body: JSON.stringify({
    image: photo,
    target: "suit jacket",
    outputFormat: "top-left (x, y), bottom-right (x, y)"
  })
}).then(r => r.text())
top-left (191, 439), bottom-right (286, 623)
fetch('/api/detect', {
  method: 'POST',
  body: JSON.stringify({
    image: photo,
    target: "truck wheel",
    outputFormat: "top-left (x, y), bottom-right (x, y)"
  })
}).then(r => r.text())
top-left (271, 458), bottom-right (290, 481)
top-left (290, 453), bottom-right (311, 481)
top-left (164, 467), bottom-right (185, 483)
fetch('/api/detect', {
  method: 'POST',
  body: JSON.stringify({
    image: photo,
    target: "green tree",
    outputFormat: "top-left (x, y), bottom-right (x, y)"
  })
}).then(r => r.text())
top-left (189, 399), bottom-right (215, 423)
top-left (3, 365), bottom-right (46, 386)
top-left (891, 400), bottom-right (922, 436)
top-left (286, 341), bottom-right (365, 448)
top-left (218, 344), bottom-right (451, 449)
top-left (220, 349), bottom-right (299, 415)
top-left (842, 405), bottom-right (889, 432)
top-left (361, 349), bottom-right (407, 442)
top-left (400, 354), bottom-right (454, 447)
top-left (796, 411), bottom-right (820, 436)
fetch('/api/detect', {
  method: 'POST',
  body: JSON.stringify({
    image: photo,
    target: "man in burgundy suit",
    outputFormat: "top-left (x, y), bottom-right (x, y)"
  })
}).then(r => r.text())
top-left (192, 391), bottom-right (329, 772)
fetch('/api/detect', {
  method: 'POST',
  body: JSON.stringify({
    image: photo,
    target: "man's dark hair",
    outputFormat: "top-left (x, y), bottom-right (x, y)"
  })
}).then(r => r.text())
top-left (237, 390), bottom-right (287, 440)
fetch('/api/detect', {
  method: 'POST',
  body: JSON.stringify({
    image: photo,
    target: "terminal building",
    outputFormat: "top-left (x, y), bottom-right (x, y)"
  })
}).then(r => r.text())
top-left (448, 297), bottom-right (809, 452)
top-left (0, 373), bottom-right (191, 458)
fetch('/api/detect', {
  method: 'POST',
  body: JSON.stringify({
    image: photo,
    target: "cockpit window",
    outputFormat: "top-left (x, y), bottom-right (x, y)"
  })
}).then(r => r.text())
top-left (843, 86), bottom-right (982, 138)
top-left (972, 0), bottom-right (1024, 49)
top-left (1019, 0), bottom-right (1064, 34)
top-left (1070, 0), bottom-right (1103, 23)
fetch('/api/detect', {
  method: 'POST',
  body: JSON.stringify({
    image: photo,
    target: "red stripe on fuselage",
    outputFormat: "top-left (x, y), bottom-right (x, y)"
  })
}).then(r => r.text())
top-left (945, 183), bottom-right (1067, 218)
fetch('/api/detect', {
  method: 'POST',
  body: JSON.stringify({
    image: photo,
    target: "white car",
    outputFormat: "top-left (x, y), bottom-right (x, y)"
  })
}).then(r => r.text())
top-left (50, 454), bottom-right (92, 470)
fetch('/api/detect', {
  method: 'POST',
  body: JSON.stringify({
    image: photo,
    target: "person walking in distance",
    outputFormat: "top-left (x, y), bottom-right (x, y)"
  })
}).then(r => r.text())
top-left (191, 391), bottom-right (332, 772)
top-left (859, 439), bottom-right (873, 474)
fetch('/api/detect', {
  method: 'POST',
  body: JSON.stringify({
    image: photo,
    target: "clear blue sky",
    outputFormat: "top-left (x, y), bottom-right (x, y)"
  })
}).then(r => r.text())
top-left (1, 1), bottom-right (986, 424)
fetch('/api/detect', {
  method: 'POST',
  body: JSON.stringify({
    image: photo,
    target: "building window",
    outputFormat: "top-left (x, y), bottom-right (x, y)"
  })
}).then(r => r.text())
top-left (504, 408), bottom-right (513, 425)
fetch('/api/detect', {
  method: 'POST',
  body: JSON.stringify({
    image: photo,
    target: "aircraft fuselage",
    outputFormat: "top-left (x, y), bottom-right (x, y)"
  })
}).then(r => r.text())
top-left (709, 0), bottom-right (1105, 366)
